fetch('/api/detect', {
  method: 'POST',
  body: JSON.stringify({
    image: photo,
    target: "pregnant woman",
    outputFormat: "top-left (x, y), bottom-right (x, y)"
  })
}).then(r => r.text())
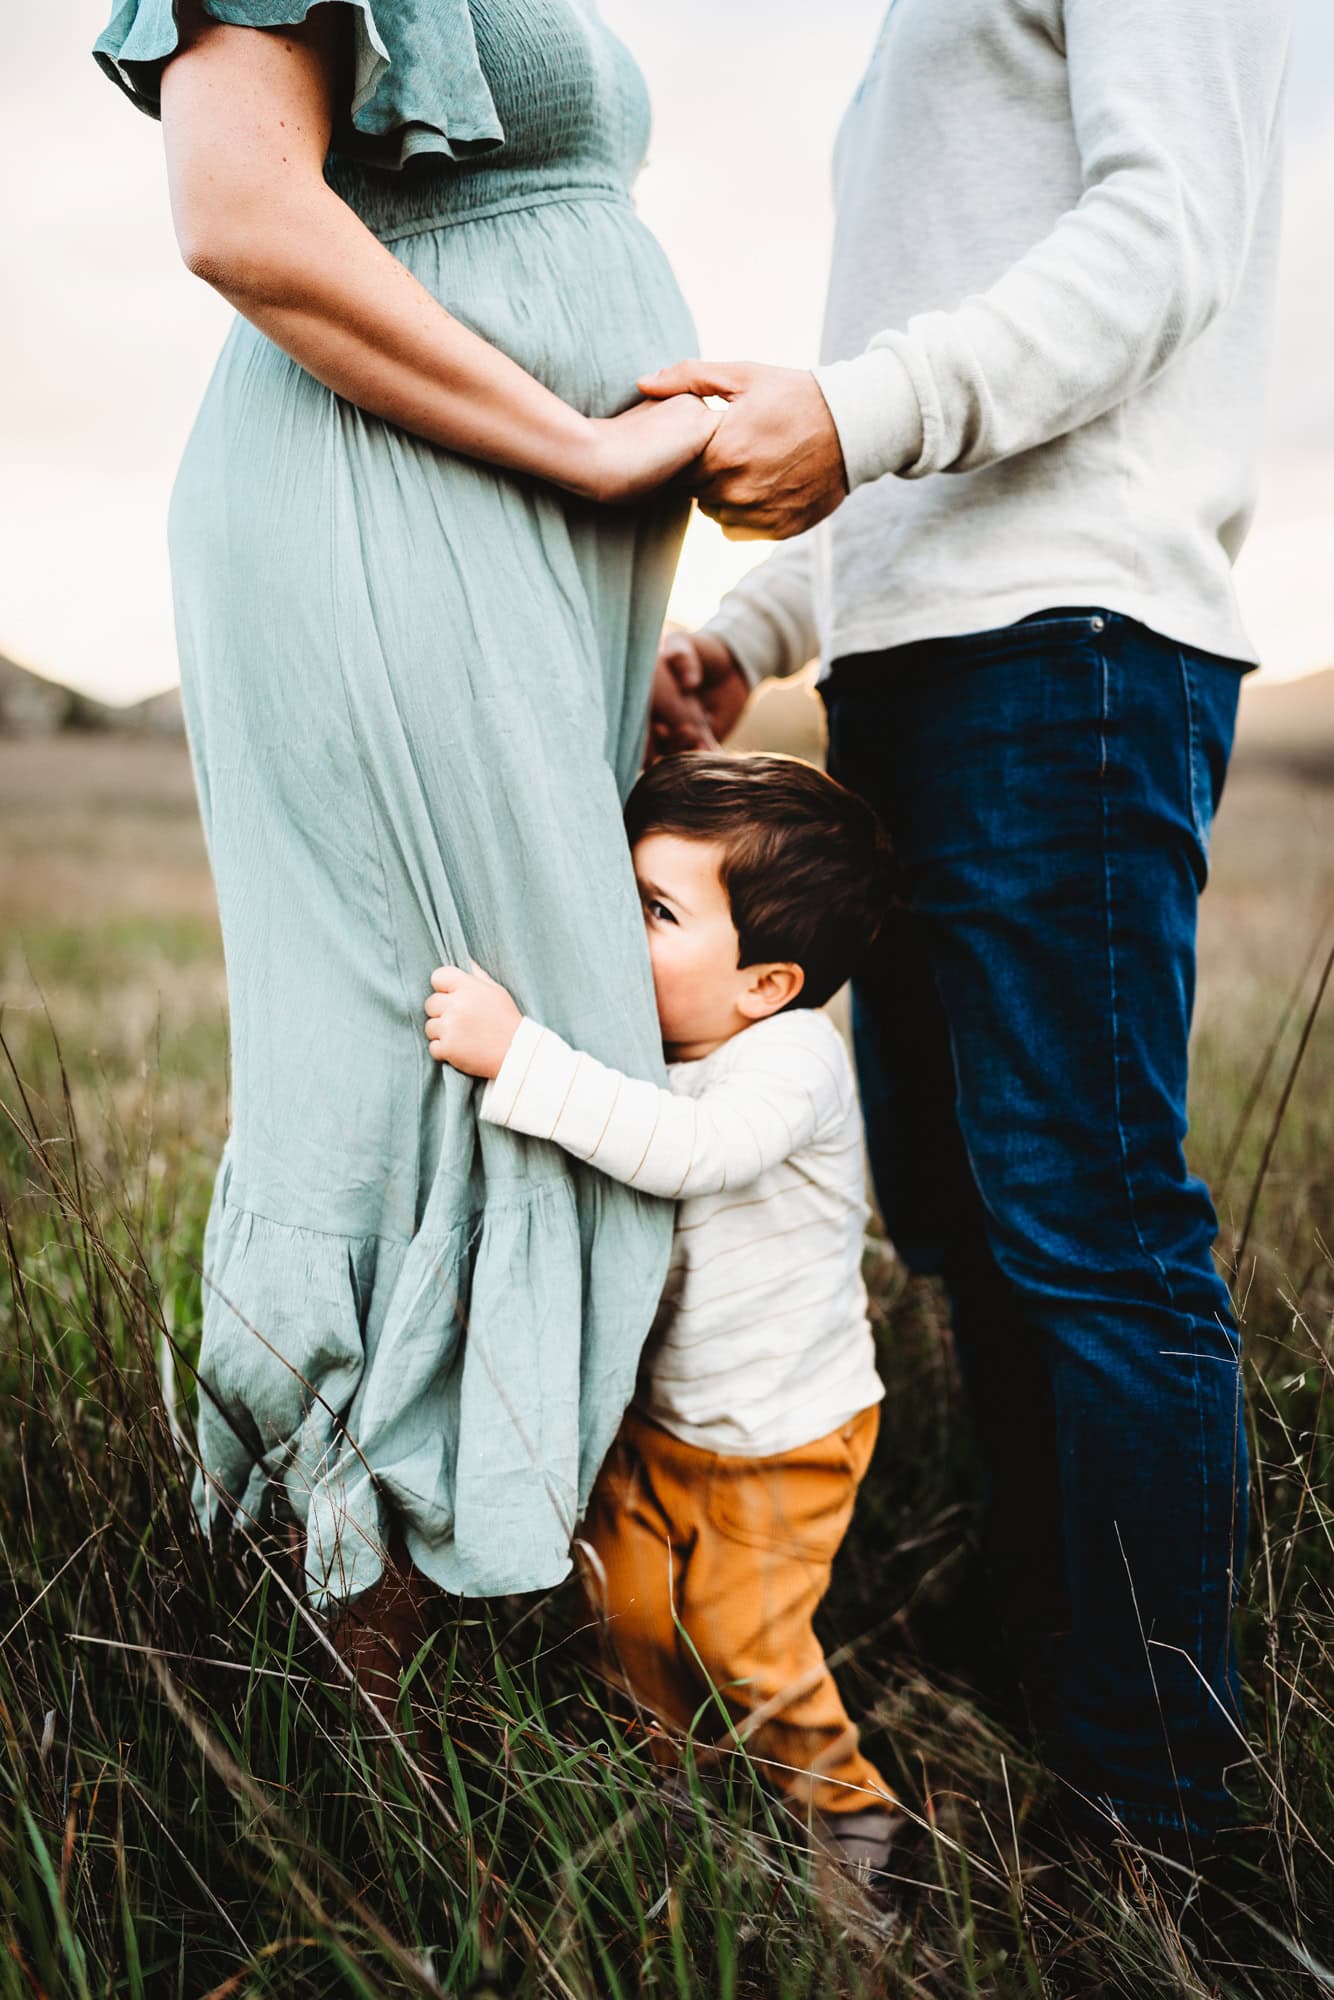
top-left (93, 0), bottom-right (711, 1687)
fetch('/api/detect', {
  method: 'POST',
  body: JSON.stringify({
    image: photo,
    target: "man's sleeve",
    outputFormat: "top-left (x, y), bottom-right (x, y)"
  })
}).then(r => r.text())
top-left (814, 0), bottom-right (1292, 489)
top-left (697, 535), bottom-right (819, 688)
top-left (479, 1016), bottom-right (844, 1199)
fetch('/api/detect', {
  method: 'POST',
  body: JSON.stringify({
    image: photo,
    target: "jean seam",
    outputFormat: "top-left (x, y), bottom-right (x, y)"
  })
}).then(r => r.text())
top-left (1178, 648), bottom-right (1207, 854)
top-left (1097, 644), bottom-right (1174, 1310)
top-left (1102, 643), bottom-right (1211, 1711)
top-left (1175, 652), bottom-right (1213, 1679)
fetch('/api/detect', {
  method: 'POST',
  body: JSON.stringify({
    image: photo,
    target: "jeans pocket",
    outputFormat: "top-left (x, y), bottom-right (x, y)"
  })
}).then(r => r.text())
top-left (938, 610), bottom-right (1110, 669)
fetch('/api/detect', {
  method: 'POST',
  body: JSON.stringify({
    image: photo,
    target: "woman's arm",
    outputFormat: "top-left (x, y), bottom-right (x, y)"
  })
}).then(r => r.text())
top-left (159, 5), bottom-right (715, 501)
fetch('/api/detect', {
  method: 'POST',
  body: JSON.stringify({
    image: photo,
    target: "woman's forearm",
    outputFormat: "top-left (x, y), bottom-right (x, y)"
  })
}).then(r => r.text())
top-left (159, 7), bottom-right (712, 500)
top-left (199, 182), bottom-right (595, 490)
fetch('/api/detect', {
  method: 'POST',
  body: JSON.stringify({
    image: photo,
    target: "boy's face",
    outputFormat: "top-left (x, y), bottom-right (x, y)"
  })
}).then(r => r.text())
top-left (632, 832), bottom-right (802, 1059)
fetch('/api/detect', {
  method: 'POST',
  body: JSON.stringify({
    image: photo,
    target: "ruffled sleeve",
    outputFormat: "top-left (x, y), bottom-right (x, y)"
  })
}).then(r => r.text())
top-left (93, 0), bottom-right (505, 171)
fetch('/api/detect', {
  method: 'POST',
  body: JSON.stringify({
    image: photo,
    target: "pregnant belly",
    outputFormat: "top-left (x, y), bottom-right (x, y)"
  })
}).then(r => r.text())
top-left (393, 194), bottom-right (699, 418)
top-left (173, 190), bottom-right (699, 555)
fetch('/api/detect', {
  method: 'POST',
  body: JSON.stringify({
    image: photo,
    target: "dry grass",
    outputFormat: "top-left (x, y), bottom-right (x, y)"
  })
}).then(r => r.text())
top-left (1, 721), bottom-right (1331, 1998)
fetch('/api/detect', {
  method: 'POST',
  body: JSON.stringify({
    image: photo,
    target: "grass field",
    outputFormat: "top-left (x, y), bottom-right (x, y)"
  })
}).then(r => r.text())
top-left (1, 706), bottom-right (1332, 1999)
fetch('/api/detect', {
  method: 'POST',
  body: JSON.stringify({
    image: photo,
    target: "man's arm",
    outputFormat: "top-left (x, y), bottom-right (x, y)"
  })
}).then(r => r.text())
top-left (815, 0), bottom-right (1293, 489)
top-left (642, 0), bottom-right (1290, 535)
top-left (700, 537), bottom-right (819, 689)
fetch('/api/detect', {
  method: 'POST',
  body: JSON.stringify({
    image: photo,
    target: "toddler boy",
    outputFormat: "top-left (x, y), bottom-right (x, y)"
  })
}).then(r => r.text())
top-left (424, 752), bottom-right (899, 1877)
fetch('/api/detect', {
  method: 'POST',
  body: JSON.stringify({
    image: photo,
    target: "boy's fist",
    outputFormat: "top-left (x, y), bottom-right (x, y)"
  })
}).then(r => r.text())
top-left (424, 963), bottom-right (521, 1080)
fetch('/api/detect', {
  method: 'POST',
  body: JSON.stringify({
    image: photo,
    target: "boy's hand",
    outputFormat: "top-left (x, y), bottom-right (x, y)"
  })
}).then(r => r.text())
top-left (424, 963), bottom-right (522, 1080)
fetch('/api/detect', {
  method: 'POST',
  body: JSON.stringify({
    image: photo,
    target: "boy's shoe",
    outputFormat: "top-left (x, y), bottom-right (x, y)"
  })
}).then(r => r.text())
top-left (814, 1804), bottom-right (901, 1884)
top-left (801, 1805), bottom-right (906, 1927)
top-left (796, 1803), bottom-right (906, 1918)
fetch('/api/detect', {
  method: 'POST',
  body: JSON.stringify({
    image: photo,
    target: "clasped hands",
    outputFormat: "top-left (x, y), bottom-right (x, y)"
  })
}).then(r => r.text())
top-left (642, 358), bottom-right (848, 541)
top-left (606, 359), bottom-right (848, 758)
top-left (590, 359), bottom-right (848, 539)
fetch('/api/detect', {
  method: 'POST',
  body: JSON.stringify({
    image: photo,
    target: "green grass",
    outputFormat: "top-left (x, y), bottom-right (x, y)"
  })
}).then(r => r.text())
top-left (1, 735), bottom-right (1333, 1997)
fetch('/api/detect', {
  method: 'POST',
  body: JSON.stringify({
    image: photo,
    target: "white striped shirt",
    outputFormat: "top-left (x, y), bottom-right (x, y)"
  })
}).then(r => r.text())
top-left (480, 1008), bottom-right (885, 1456)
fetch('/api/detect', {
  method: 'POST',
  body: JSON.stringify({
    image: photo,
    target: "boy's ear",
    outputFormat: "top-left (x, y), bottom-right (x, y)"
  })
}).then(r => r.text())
top-left (738, 961), bottom-right (805, 1020)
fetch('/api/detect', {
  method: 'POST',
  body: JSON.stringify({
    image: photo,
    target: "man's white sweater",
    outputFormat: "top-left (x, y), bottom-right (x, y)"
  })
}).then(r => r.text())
top-left (704, 0), bottom-right (1292, 684)
top-left (481, 1008), bottom-right (884, 1457)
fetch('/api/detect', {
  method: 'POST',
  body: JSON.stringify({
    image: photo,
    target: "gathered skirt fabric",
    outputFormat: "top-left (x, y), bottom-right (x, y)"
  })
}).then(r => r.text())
top-left (172, 187), bottom-right (695, 1603)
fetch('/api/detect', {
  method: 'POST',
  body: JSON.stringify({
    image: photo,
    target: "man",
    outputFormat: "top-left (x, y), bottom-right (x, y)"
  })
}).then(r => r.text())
top-left (644, 0), bottom-right (1292, 1857)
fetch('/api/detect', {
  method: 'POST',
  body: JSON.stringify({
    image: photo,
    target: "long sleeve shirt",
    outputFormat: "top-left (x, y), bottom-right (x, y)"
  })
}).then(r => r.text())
top-left (703, 0), bottom-right (1292, 687)
top-left (481, 1007), bottom-right (884, 1456)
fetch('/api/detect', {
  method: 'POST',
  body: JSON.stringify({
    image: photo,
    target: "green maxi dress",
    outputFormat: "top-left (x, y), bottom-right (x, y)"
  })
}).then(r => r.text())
top-left (93, 0), bottom-right (694, 1605)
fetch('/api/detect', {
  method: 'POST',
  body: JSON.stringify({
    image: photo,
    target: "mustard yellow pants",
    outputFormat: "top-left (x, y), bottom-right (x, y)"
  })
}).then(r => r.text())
top-left (579, 1404), bottom-right (894, 1817)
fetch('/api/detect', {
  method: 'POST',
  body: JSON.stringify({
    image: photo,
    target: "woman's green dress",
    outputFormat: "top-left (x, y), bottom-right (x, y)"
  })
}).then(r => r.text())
top-left (94, 0), bottom-right (694, 1604)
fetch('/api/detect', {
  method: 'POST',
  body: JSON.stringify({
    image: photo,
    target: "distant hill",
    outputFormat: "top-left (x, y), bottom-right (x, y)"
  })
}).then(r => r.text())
top-left (2, 648), bottom-right (1331, 776)
top-left (0, 654), bottom-right (184, 737)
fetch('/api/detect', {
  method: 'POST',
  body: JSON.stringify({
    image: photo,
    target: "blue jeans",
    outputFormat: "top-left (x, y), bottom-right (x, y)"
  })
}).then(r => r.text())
top-left (822, 610), bottom-right (1248, 1844)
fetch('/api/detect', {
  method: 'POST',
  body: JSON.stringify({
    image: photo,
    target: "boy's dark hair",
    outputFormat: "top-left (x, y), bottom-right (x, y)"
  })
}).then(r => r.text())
top-left (625, 752), bottom-right (892, 1011)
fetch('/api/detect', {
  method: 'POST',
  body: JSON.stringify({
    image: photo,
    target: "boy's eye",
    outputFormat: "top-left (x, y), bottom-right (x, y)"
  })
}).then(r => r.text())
top-left (644, 897), bottom-right (676, 925)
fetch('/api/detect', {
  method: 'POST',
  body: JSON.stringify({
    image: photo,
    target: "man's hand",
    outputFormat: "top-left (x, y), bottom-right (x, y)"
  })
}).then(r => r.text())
top-left (637, 361), bottom-right (848, 539)
top-left (424, 963), bottom-right (521, 1080)
top-left (648, 629), bottom-right (751, 760)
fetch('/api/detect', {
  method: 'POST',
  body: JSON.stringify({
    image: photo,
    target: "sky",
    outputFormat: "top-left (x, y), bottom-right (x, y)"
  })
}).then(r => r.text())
top-left (2, 0), bottom-right (1332, 704)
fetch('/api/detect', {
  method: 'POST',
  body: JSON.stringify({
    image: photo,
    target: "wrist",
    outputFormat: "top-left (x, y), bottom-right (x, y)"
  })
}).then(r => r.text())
top-left (513, 398), bottom-right (602, 499)
top-left (547, 411), bottom-right (607, 502)
top-left (480, 1014), bottom-right (545, 1126)
top-left (487, 1008), bottom-right (522, 1079)
top-left (699, 612), bottom-right (767, 690)
top-left (813, 344), bottom-right (924, 489)
top-left (710, 641), bottom-right (750, 698)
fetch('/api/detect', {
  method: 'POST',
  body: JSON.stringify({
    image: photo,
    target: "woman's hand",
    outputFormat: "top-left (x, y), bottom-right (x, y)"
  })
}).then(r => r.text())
top-left (571, 395), bottom-right (720, 505)
top-left (425, 964), bottom-right (522, 1080)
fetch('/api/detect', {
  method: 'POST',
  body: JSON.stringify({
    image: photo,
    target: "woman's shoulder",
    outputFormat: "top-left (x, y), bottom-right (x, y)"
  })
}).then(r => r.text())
top-left (94, 0), bottom-right (505, 172)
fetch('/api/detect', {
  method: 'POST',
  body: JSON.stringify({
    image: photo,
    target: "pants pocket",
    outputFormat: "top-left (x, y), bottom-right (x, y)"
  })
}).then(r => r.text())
top-left (704, 1413), bottom-right (876, 1564)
